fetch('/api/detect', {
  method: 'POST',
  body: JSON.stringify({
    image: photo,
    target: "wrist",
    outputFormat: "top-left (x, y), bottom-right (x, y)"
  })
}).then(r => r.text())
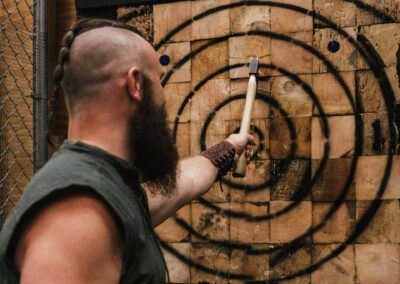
top-left (200, 141), bottom-right (236, 178)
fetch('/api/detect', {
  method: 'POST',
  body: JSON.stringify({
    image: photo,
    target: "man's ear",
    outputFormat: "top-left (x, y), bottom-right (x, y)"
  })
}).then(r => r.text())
top-left (127, 67), bottom-right (143, 103)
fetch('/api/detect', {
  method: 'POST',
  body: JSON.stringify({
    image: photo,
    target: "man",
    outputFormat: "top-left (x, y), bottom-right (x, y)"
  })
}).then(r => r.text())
top-left (0, 18), bottom-right (255, 283)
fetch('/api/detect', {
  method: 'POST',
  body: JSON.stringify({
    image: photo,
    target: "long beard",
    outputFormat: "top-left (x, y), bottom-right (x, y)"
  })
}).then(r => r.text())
top-left (130, 78), bottom-right (179, 197)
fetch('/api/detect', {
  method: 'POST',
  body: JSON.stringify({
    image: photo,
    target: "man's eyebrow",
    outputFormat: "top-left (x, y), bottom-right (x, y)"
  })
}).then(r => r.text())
top-left (160, 72), bottom-right (165, 79)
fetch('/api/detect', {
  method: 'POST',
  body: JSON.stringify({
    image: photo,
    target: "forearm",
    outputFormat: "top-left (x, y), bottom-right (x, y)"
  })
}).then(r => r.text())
top-left (146, 134), bottom-right (254, 227)
top-left (146, 155), bottom-right (218, 227)
top-left (177, 155), bottom-right (219, 201)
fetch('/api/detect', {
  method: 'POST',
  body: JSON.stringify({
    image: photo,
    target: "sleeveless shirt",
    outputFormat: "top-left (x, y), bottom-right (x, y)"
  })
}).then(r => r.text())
top-left (0, 140), bottom-right (167, 283)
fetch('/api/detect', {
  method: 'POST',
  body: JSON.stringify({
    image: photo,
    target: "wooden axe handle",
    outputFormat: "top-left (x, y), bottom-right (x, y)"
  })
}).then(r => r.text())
top-left (233, 74), bottom-right (257, 178)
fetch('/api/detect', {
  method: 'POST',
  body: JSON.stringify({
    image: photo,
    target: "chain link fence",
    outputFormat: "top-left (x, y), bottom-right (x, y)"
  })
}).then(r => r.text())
top-left (0, 0), bottom-right (37, 227)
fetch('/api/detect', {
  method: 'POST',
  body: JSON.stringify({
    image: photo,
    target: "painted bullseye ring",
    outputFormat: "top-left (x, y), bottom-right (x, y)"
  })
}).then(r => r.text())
top-left (170, 62), bottom-right (331, 223)
top-left (200, 92), bottom-right (298, 190)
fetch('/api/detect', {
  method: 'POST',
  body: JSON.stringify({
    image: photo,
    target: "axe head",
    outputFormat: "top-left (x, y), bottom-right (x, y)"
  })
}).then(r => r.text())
top-left (248, 57), bottom-right (259, 75)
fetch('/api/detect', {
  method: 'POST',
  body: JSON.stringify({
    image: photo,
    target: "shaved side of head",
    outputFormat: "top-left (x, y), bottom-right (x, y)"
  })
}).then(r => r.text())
top-left (57, 19), bottom-right (152, 113)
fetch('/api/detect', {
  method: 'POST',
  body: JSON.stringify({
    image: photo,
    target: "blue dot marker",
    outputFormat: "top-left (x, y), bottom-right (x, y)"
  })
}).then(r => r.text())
top-left (327, 40), bottom-right (340, 53)
top-left (159, 55), bottom-right (170, 66)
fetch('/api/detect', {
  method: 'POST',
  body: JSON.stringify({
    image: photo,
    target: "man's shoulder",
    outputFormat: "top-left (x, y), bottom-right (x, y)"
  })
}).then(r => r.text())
top-left (9, 148), bottom-right (108, 225)
top-left (28, 148), bottom-right (102, 190)
top-left (14, 190), bottom-right (123, 283)
top-left (36, 147), bottom-right (96, 175)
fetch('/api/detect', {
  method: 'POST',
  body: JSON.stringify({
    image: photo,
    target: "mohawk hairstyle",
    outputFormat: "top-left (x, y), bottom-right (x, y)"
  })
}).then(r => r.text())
top-left (49, 18), bottom-right (143, 141)
top-left (49, 18), bottom-right (143, 147)
top-left (52, 18), bottom-right (143, 100)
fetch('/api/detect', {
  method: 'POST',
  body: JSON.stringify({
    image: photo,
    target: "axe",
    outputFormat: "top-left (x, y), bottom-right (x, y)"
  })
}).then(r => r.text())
top-left (233, 58), bottom-right (259, 178)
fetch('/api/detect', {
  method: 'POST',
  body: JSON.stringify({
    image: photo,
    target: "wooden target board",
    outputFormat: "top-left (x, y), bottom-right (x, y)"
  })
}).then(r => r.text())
top-left (116, 0), bottom-right (400, 283)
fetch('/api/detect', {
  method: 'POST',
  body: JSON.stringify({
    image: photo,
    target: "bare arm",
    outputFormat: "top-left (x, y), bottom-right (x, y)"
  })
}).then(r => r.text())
top-left (146, 134), bottom-right (255, 227)
top-left (15, 191), bottom-right (123, 284)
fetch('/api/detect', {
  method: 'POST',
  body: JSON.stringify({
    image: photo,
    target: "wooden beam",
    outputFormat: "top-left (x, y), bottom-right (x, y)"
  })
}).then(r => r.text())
top-left (75, 0), bottom-right (186, 10)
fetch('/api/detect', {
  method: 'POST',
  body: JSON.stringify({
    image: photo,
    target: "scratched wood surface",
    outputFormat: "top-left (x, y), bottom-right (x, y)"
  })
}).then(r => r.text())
top-left (146, 0), bottom-right (400, 283)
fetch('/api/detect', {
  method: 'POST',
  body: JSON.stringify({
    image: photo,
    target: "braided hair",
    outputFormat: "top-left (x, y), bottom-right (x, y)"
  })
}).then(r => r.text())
top-left (49, 18), bottom-right (143, 145)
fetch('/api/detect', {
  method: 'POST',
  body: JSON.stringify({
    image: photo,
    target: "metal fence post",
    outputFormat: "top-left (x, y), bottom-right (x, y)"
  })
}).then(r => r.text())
top-left (34, 0), bottom-right (48, 171)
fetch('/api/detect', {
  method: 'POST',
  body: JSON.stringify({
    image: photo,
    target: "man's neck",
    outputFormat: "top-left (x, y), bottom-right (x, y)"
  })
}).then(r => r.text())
top-left (68, 116), bottom-right (134, 164)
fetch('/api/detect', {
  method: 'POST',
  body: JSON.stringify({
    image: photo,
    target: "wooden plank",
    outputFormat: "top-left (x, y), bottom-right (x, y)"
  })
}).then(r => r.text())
top-left (228, 35), bottom-right (271, 79)
top-left (270, 116), bottom-right (311, 159)
top-left (191, 0), bottom-right (230, 41)
top-left (270, 75), bottom-right (313, 118)
top-left (158, 42), bottom-right (191, 83)
top-left (230, 202), bottom-right (269, 243)
top-left (312, 158), bottom-right (355, 201)
top-left (227, 159), bottom-right (270, 202)
top-left (191, 243), bottom-right (230, 283)
top-left (229, 245), bottom-right (270, 283)
top-left (358, 23), bottom-right (400, 69)
top-left (191, 203), bottom-right (230, 243)
top-left (270, 244), bottom-right (312, 283)
top-left (355, 244), bottom-right (400, 283)
top-left (164, 82), bottom-right (191, 123)
top-left (191, 39), bottom-right (229, 86)
top-left (356, 0), bottom-right (400, 26)
top-left (76, 0), bottom-right (187, 9)
top-left (270, 159), bottom-right (311, 201)
top-left (312, 116), bottom-right (355, 159)
top-left (271, 31), bottom-right (313, 75)
top-left (312, 71), bottom-right (355, 115)
top-left (356, 67), bottom-right (400, 113)
top-left (355, 155), bottom-right (400, 200)
top-left (311, 245), bottom-right (355, 284)
top-left (270, 201), bottom-right (312, 243)
top-left (155, 204), bottom-right (191, 242)
top-left (313, 27), bottom-right (358, 73)
top-left (312, 202), bottom-right (355, 243)
top-left (314, 0), bottom-right (356, 28)
top-left (153, 1), bottom-right (191, 44)
top-left (270, 0), bottom-right (313, 33)
top-left (361, 112), bottom-right (391, 156)
top-left (230, 78), bottom-right (271, 121)
top-left (356, 200), bottom-right (400, 243)
top-left (230, 3), bottom-right (270, 33)
top-left (190, 79), bottom-right (230, 122)
top-left (161, 243), bottom-right (191, 283)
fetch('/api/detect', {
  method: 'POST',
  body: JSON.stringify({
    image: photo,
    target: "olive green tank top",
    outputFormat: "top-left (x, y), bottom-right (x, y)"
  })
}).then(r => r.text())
top-left (0, 140), bottom-right (167, 283)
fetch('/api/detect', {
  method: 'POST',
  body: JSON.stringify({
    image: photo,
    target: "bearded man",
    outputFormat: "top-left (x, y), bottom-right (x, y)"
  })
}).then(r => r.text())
top-left (0, 18), bottom-right (255, 283)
